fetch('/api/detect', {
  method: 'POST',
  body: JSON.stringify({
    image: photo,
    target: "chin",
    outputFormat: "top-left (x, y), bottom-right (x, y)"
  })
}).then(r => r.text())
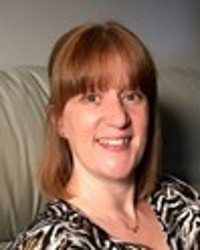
top-left (101, 163), bottom-right (135, 181)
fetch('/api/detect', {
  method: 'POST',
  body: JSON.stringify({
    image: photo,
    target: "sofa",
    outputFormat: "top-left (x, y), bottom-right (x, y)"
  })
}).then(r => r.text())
top-left (0, 66), bottom-right (200, 248)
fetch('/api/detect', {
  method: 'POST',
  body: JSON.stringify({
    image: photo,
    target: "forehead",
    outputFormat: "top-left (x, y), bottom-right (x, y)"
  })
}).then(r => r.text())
top-left (76, 53), bottom-right (138, 94)
top-left (97, 54), bottom-right (129, 86)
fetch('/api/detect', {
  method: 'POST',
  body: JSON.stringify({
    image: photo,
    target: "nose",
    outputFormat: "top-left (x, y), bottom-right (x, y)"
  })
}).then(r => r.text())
top-left (104, 98), bottom-right (131, 129)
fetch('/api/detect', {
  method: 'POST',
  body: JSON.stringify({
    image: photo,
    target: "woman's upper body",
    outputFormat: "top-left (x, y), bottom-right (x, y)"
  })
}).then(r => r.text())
top-left (7, 175), bottom-right (200, 249)
top-left (6, 21), bottom-right (200, 249)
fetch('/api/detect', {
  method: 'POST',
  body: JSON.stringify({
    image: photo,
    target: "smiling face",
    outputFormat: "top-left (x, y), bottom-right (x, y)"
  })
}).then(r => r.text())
top-left (58, 56), bottom-right (149, 185)
top-left (40, 21), bottom-right (158, 199)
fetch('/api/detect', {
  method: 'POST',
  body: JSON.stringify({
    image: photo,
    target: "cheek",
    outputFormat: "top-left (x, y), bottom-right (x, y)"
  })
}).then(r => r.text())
top-left (140, 114), bottom-right (148, 133)
top-left (64, 109), bottom-right (100, 140)
top-left (132, 108), bottom-right (149, 136)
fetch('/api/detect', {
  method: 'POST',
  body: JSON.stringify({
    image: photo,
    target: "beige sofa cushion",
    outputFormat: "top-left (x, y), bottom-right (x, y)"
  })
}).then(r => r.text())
top-left (0, 66), bottom-right (49, 243)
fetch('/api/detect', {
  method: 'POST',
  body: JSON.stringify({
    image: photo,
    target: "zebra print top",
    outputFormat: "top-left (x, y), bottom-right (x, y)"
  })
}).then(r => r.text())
top-left (7, 175), bottom-right (200, 249)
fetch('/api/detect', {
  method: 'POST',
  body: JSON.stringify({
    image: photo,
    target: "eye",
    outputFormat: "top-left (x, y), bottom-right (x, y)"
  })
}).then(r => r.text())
top-left (121, 90), bottom-right (144, 104)
top-left (81, 92), bottom-right (101, 104)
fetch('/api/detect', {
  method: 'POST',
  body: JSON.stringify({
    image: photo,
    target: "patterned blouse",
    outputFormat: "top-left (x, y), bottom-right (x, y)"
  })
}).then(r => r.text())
top-left (7, 175), bottom-right (200, 250)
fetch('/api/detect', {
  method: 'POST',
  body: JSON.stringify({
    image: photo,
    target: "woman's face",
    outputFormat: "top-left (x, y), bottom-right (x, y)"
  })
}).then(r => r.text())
top-left (58, 56), bottom-right (149, 184)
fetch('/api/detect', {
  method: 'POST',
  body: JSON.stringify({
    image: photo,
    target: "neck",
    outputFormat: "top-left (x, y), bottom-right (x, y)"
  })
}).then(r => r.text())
top-left (66, 168), bottom-right (137, 217)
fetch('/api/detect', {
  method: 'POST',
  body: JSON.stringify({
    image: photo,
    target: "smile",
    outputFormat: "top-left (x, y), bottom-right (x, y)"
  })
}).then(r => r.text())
top-left (97, 137), bottom-right (132, 147)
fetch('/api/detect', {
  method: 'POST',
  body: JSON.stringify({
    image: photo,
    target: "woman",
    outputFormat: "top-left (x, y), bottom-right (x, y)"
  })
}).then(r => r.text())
top-left (8, 21), bottom-right (200, 250)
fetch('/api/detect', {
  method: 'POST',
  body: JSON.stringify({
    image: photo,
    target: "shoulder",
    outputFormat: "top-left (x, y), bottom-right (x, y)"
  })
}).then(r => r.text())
top-left (151, 174), bottom-right (200, 248)
top-left (7, 200), bottom-right (94, 249)
top-left (152, 174), bottom-right (200, 204)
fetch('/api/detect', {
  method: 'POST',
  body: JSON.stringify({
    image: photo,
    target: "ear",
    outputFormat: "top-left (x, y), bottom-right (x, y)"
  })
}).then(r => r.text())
top-left (48, 105), bottom-right (67, 138)
top-left (57, 116), bottom-right (66, 138)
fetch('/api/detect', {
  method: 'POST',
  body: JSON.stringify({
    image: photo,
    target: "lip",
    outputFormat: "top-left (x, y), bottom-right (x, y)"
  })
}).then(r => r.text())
top-left (96, 136), bottom-right (132, 152)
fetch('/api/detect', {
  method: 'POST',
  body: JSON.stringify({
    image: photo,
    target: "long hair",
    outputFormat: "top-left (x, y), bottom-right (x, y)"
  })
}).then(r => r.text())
top-left (39, 21), bottom-right (159, 201)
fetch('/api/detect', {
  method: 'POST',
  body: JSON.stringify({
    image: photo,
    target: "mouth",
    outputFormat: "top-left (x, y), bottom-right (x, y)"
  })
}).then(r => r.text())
top-left (96, 136), bottom-right (132, 150)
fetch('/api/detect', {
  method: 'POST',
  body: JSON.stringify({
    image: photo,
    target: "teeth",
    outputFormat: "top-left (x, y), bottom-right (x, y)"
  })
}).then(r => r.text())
top-left (98, 138), bottom-right (130, 146)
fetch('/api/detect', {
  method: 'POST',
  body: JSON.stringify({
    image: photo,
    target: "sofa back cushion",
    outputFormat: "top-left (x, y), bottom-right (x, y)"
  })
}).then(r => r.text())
top-left (0, 66), bottom-right (49, 242)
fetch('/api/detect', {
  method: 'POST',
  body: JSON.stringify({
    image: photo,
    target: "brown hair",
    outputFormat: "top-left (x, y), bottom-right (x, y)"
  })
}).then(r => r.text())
top-left (39, 21), bottom-right (159, 201)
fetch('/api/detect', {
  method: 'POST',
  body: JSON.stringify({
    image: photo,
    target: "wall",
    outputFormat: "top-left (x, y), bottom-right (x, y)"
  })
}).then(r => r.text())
top-left (0, 0), bottom-right (199, 69)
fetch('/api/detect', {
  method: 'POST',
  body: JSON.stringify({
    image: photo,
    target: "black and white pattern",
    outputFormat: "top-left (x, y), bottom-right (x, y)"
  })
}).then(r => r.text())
top-left (150, 175), bottom-right (200, 249)
top-left (7, 175), bottom-right (200, 249)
